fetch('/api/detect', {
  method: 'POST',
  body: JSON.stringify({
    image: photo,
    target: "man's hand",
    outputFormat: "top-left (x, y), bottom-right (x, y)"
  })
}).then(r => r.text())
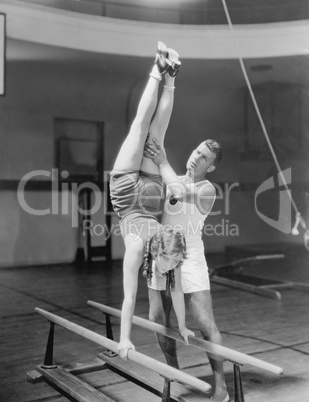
top-left (179, 327), bottom-right (195, 345)
top-left (117, 338), bottom-right (135, 360)
top-left (143, 137), bottom-right (167, 166)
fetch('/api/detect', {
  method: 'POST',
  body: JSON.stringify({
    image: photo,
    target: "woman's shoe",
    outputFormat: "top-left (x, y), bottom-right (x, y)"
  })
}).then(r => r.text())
top-left (167, 48), bottom-right (181, 77)
top-left (154, 41), bottom-right (171, 75)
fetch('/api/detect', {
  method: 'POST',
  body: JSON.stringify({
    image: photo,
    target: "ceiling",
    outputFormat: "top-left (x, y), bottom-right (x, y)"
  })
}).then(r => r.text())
top-left (4, 0), bottom-right (309, 91)
top-left (7, 38), bottom-right (309, 92)
top-left (16, 0), bottom-right (309, 25)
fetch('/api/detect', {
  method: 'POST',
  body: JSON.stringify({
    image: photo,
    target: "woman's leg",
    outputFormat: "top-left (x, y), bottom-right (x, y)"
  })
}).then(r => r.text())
top-left (141, 49), bottom-right (179, 175)
top-left (113, 45), bottom-right (168, 172)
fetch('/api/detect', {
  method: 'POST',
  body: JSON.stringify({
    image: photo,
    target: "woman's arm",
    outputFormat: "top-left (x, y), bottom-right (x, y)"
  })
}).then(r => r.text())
top-left (118, 235), bottom-right (144, 359)
top-left (170, 268), bottom-right (195, 344)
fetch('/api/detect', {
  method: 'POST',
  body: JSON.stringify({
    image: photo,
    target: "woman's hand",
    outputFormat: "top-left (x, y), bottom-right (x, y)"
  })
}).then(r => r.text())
top-left (117, 338), bottom-right (135, 360)
top-left (179, 327), bottom-right (195, 345)
top-left (144, 137), bottom-right (167, 166)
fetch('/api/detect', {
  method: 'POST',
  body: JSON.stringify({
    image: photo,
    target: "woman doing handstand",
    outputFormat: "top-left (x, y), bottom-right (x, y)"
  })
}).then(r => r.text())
top-left (110, 42), bottom-right (194, 359)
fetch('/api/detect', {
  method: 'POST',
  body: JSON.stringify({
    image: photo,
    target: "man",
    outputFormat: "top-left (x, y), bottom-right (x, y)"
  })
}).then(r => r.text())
top-left (144, 138), bottom-right (229, 402)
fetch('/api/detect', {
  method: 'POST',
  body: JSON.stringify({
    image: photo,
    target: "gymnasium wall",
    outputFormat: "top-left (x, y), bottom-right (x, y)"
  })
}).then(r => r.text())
top-left (0, 61), bottom-right (127, 266)
top-left (0, 59), bottom-right (307, 267)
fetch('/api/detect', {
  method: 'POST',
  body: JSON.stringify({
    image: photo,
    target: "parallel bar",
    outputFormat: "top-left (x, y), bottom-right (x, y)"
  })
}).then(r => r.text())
top-left (291, 281), bottom-right (309, 291)
top-left (87, 301), bottom-right (283, 376)
top-left (211, 275), bottom-right (282, 300)
top-left (214, 254), bottom-right (285, 270)
top-left (35, 308), bottom-right (211, 394)
top-left (253, 254), bottom-right (285, 260)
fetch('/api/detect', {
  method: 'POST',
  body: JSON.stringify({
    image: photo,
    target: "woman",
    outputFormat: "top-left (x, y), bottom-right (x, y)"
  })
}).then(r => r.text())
top-left (110, 42), bottom-right (193, 359)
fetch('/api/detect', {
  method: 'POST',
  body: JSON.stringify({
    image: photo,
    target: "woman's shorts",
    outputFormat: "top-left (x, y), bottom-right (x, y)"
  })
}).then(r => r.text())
top-left (120, 213), bottom-right (161, 245)
top-left (110, 170), bottom-right (164, 221)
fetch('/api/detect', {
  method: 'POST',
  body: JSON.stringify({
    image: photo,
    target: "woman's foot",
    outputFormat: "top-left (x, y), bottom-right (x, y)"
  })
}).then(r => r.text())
top-left (210, 391), bottom-right (230, 402)
top-left (167, 48), bottom-right (181, 77)
top-left (154, 41), bottom-right (171, 75)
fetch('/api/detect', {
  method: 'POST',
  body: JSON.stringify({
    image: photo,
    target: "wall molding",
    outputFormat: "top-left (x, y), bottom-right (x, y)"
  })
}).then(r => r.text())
top-left (0, 0), bottom-right (308, 59)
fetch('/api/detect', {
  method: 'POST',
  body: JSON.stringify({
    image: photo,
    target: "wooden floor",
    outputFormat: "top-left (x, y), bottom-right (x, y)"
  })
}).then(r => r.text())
top-left (1, 244), bottom-right (309, 402)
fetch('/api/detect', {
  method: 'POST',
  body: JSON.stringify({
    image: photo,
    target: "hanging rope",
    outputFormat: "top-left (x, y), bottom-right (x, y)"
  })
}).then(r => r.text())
top-left (221, 0), bottom-right (309, 250)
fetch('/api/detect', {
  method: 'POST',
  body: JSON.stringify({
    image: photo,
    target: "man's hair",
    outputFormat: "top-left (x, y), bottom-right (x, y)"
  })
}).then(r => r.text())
top-left (205, 139), bottom-right (222, 167)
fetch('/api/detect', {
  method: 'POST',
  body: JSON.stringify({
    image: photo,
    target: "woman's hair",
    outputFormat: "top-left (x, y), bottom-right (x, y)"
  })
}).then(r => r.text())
top-left (143, 226), bottom-right (186, 289)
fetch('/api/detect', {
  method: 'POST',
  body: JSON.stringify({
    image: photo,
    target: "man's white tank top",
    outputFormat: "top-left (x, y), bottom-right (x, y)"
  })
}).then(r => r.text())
top-left (161, 178), bottom-right (215, 239)
top-left (158, 178), bottom-right (215, 291)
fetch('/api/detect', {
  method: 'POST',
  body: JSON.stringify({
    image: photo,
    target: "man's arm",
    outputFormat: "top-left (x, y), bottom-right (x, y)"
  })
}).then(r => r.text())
top-left (144, 138), bottom-right (216, 214)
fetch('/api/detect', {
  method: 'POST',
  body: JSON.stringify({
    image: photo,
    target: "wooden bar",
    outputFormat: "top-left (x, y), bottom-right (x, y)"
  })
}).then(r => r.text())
top-left (27, 369), bottom-right (44, 384)
top-left (87, 301), bottom-right (284, 375)
top-left (290, 281), bottom-right (309, 291)
top-left (36, 365), bottom-right (114, 402)
top-left (98, 353), bottom-right (166, 397)
top-left (97, 353), bottom-right (211, 402)
top-left (27, 358), bottom-right (106, 384)
top-left (213, 254), bottom-right (285, 270)
top-left (35, 308), bottom-right (212, 394)
top-left (211, 275), bottom-right (283, 300)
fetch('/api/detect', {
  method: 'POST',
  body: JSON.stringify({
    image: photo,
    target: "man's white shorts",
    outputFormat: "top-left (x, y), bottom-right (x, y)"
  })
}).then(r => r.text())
top-left (148, 237), bottom-right (210, 293)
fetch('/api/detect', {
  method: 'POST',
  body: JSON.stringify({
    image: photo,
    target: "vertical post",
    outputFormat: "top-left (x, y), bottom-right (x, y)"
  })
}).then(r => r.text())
top-left (162, 378), bottom-right (171, 402)
top-left (42, 322), bottom-right (57, 369)
top-left (105, 213), bottom-right (112, 263)
top-left (103, 313), bottom-right (117, 357)
top-left (105, 314), bottom-right (114, 340)
top-left (233, 364), bottom-right (245, 402)
top-left (105, 175), bottom-right (113, 267)
top-left (85, 189), bottom-right (92, 262)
